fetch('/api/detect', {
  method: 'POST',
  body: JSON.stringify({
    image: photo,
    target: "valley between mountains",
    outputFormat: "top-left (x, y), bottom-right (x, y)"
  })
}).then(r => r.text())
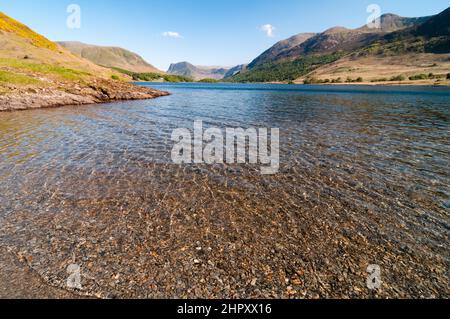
top-left (0, 8), bottom-right (449, 111)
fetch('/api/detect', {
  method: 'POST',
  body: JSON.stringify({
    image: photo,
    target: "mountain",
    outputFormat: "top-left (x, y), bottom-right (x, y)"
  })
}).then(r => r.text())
top-left (413, 7), bottom-right (450, 37)
top-left (302, 9), bottom-right (450, 85)
top-left (0, 12), bottom-right (167, 111)
top-left (58, 41), bottom-right (162, 73)
top-left (230, 8), bottom-right (450, 83)
top-left (354, 8), bottom-right (450, 57)
top-left (384, 7), bottom-right (450, 40)
top-left (358, 14), bottom-right (431, 33)
top-left (248, 33), bottom-right (316, 68)
top-left (167, 62), bottom-right (232, 80)
top-left (249, 14), bottom-right (432, 69)
top-left (277, 27), bottom-right (381, 60)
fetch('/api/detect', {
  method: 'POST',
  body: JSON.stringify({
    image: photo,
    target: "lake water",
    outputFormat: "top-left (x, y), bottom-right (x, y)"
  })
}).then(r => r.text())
top-left (0, 83), bottom-right (448, 298)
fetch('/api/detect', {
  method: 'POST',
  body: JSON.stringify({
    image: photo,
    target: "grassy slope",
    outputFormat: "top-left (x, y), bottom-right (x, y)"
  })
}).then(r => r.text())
top-left (58, 41), bottom-right (162, 74)
top-left (0, 12), bottom-right (129, 92)
top-left (0, 58), bottom-right (91, 81)
top-left (0, 69), bottom-right (40, 85)
top-left (0, 12), bottom-right (57, 51)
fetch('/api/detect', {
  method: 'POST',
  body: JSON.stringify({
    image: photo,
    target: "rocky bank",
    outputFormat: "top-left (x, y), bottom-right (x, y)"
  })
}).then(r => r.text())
top-left (0, 79), bottom-right (169, 111)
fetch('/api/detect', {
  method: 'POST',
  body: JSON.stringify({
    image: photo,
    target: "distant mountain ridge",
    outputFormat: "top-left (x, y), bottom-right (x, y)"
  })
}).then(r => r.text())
top-left (58, 41), bottom-right (162, 74)
top-left (224, 64), bottom-right (247, 78)
top-left (167, 62), bottom-right (227, 80)
top-left (167, 61), bottom-right (244, 80)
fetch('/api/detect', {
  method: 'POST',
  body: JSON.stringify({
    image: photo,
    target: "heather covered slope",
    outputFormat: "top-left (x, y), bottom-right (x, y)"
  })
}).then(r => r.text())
top-left (58, 41), bottom-right (162, 74)
top-left (0, 12), bottom-right (168, 111)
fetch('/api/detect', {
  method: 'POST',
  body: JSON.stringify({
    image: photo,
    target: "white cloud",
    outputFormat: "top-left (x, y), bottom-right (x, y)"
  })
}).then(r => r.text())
top-left (260, 24), bottom-right (275, 37)
top-left (162, 31), bottom-right (183, 38)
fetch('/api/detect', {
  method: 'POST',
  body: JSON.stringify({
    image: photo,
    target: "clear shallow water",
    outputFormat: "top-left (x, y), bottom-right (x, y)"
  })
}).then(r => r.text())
top-left (0, 83), bottom-right (449, 298)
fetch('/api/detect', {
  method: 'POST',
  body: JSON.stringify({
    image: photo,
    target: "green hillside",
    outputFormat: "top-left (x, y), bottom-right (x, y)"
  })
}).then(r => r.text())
top-left (58, 41), bottom-right (162, 74)
top-left (229, 53), bottom-right (344, 82)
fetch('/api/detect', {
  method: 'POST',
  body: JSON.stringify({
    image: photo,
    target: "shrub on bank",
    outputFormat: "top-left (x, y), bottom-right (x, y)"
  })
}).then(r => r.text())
top-left (111, 67), bottom-right (193, 83)
top-left (408, 73), bottom-right (447, 81)
top-left (390, 75), bottom-right (406, 81)
top-left (409, 74), bottom-right (428, 80)
top-left (331, 77), bottom-right (343, 83)
top-left (344, 77), bottom-right (364, 83)
top-left (304, 78), bottom-right (333, 84)
top-left (198, 78), bottom-right (219, 83)
top-left (371, 78), bottom-right (388, 82)
top-left (304, 78), bottom-right (317, 84)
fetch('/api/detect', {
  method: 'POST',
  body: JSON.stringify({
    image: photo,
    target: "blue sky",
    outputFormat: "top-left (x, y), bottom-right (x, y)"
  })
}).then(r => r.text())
top-left (1, 0), bottom-right (449, 70)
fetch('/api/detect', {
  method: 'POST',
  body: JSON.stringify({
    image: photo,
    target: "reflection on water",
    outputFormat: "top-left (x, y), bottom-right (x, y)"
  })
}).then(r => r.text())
top-left (0, 83), bottom-right (449, 298)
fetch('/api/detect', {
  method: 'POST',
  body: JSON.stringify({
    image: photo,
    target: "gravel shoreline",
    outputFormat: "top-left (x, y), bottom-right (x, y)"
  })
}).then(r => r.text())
top-left (0, 246), bottom-right (81, 298)
top-left (1, 163), bottom-right (447, 299)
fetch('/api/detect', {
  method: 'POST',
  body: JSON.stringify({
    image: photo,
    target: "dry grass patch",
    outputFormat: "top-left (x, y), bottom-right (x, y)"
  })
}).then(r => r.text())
top-left (298, 53), bottom-right (450, 85)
